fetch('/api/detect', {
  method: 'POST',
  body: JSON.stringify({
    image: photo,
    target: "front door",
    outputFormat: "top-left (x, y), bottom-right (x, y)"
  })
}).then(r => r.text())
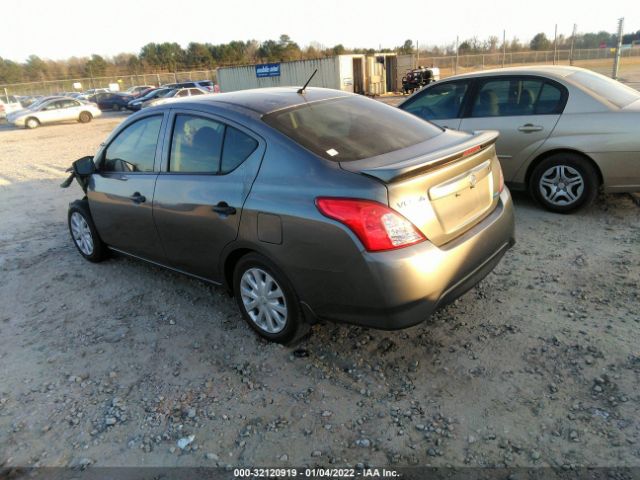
top-left (459, 76), bottom-right (566, 181)
top-left (153, 111), bottom-right (264, 280)
top-left (88, 114), bottom-right (166, 261)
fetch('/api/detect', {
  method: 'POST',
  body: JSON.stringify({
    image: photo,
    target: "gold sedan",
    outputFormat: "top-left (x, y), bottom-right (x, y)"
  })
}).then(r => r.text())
top-left (400, 66), bottom-right (640, 213)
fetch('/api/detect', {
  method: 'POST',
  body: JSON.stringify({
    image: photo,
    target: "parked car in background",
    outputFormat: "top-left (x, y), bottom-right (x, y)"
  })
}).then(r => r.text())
top-left (96, 93), bottom-right (134, 111)
top-left (0, 95), bottom-right (23, 119)
top-left (126, 88), bottom-right (170, 111)
top-left (17, 95), bottom-right (42, 108)
top-left (125, 85), bottom-right (155, 96)
top-left (142, 87), bottom-right (208, 108)
top-left (8, 97), bottom-right (101, 128)
top-left (399, 66), bottom-right (640, 213)
top-left (62, 87), bottom-right (514, 343)
top-left (84, 88), bottom-right (110, 96)
top-left (163, 80), bottom-right (215, 92)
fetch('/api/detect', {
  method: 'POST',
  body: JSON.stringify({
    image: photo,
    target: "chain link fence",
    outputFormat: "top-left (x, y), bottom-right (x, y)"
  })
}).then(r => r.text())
top-left (1, 69), bottom-right (218, 97)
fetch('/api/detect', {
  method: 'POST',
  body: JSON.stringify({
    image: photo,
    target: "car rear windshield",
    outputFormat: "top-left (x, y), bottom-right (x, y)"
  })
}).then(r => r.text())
top-left (263, 96), bottom-right (443, 161)
top-left (568, 70), bottom-right (640, 108)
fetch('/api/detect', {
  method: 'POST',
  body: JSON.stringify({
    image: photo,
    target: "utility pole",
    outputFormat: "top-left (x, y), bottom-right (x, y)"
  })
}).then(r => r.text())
top-left (553, 24), bottom-right (558, 65)
top-left (569, 24), bottom-right (577, 65)
top-left (612, 17), bottom-right (624, 79)
top-left (455, 36), bottom-right (459, 74)
top-left (502, 30), bottom-right (506, 68)
top-left (416, 40), bottom-right (419, 68)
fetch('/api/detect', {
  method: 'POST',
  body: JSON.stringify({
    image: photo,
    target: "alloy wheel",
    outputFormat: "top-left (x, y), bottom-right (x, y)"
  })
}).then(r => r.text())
top-left (70, 212), bottom-right (94, 255)
top-left (240, 268), bottom-right (287, 334)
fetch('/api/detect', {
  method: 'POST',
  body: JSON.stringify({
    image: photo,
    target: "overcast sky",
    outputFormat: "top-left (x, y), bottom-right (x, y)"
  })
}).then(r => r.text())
top-left (2, 0), bottom-right (638, 62)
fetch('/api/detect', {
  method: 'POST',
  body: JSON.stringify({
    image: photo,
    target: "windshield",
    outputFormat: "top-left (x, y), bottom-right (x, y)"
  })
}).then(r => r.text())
top-left (263, 96), bottom-right (443, 161)
top-left (568, 70), bottom-right (640, 108)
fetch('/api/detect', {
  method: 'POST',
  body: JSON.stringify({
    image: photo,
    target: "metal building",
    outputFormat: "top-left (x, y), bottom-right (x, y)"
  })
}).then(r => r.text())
top-left (217, 55), bottom-right (369, 94)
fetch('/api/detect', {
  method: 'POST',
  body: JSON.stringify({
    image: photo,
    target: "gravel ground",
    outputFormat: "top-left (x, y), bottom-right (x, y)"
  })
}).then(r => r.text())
top-left (0, 112), bottom-right (639, 470)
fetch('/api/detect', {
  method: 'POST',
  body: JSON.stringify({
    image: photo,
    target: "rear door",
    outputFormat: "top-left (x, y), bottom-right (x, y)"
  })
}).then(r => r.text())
top-left (60, 99), bottom-right (82, 120)
top-left (88, 113), bottom-right (167, 261)
top-left (400, 80), bottom-right (471, 130)
top-left (458, 76), bottom-right (566, 181)
top-left (153, 109), bottom-right (265, 280)
top-left (38, 100), bottom-right (67, 124)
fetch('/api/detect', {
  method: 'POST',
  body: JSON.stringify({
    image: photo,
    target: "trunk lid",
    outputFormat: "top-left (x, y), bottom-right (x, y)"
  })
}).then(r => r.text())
top-left (340, 130), bottom-right (502, 246)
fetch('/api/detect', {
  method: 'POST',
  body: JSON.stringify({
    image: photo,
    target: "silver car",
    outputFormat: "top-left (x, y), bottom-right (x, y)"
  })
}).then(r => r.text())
top-left (142, 87), bottom-right (209, 108)
top-left (399, 66), bottom-right (640, 212)
top-left (8, 97), bottom-right (102, 129)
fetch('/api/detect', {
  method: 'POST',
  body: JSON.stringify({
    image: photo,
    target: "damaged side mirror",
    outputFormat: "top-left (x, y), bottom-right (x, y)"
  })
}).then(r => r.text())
top-left (60, 156), bottom-right (96, 192)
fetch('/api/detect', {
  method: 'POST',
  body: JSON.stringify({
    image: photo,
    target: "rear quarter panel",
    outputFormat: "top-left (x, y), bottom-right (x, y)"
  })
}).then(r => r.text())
top-left (511, 111), bottom-right (640, 188)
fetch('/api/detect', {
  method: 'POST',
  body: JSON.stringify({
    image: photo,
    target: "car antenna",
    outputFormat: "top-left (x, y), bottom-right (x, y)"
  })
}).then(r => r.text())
top-left (297, 69), bottom-right (318, 94)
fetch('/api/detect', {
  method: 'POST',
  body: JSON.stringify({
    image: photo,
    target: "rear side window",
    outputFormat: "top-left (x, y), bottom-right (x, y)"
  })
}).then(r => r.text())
top-left (263, 96), bottom-right (442, 161)
top-left (401, 81), bottom-right (469, 120)
top-left (536, 83), bottom-right (563, 114)
top-left (221, 127), bottom-right (258, 173)
top-left (170, 115), bottom-right (224, 173)
top-left (169, 114), bottom-right (258, 174)
top-left (103, 116), bottom-right (162, 172)
top-left (471, 78), bottom-right (564, 117)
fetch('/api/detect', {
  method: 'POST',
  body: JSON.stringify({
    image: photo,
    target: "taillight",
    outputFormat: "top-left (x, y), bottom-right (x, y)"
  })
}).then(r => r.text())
top-left (316, 198), bottom-right (426, 252)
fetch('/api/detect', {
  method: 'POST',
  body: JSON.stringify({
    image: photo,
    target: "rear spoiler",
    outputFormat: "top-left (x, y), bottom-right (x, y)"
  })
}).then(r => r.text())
top-left (358, 130), bottom-right (499, 184)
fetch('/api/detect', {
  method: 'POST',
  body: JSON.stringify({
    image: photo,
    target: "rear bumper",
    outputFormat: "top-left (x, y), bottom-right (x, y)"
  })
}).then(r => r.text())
top-left (309, 188), bottom-right (515, 329)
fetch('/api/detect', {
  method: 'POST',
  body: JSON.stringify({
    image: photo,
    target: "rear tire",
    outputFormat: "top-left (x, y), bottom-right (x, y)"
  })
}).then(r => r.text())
top-left (78, 111), bottom-right (92, 123)
top-left (68, 200), bottom-right (106, 262)
top-left (232, 253), bottom-right (309, 344)
top-left (529, 153), bottom-right (599, 213)
top-left (25, 117), bottom-right (39, 129)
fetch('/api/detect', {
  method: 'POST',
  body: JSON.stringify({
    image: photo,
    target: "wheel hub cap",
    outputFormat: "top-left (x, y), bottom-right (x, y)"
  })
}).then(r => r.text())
top-left (539, 165), bottom-right (584, 206)
top-left (240, 268), bottom-right (287, 334)
top-left (70, 212), bottom-right (94, 255)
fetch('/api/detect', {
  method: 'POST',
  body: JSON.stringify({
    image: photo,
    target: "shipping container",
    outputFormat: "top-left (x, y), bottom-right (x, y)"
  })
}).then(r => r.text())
top-left (217, 55), bottom-right (367, 94)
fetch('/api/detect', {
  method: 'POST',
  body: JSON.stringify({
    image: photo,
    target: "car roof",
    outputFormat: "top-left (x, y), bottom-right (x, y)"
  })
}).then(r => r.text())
top-left (168, 87), bottom-right (353, 115)
top-left (441, 65), bottom-right (584, 81)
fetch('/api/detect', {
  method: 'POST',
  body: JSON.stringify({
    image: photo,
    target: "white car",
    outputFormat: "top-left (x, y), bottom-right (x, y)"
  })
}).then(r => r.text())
top-left (143, 87), bottom-right (208, 108)
top-left (7, 97), bottom-right (102, 129)
top-left (0, 95), bottom-right (23, 119)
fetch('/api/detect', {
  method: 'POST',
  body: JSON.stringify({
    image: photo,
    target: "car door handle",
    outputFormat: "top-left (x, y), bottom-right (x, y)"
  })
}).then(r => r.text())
top-left (129, 192), bottom-right (146, 203)
top-left (211, 202), bottom-right (236, 216)
top-left (518, 124), bottom-right (544, 133)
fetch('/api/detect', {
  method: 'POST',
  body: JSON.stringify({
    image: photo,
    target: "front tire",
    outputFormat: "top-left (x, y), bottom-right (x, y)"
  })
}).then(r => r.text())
top-left (232, 253), bottom-right (309, 344)
top-left (529, 153), bottom-right (599, 213)
top-left (78, 111), bottom-right (92, 123)
top-left (68, 200), bottom-right (105, 262)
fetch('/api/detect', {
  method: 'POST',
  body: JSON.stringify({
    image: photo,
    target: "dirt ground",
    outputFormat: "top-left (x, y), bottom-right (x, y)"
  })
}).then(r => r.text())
top-left (0, 111), bottom-right (639, 471)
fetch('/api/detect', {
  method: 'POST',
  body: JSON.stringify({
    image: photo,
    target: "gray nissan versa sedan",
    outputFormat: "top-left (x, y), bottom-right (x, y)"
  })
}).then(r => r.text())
top-left (63, 87), bottom-right (515, 343)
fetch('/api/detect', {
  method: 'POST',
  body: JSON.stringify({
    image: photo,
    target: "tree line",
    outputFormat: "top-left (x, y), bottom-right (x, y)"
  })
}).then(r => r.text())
top-left (2, 30), bottom-right (639, 85)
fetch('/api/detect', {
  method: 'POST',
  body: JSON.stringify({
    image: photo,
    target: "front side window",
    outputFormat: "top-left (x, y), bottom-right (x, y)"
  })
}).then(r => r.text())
top-left (263, 96), bottom-right (442, 161)
top-left (402, 81), bottom-right (469, 120)
top-left (189, 88), bottom-right (205, 96)
top-left (176, 90), bottom-right (189, 97)
top-left (103, 116), bottom-right (162, 173)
